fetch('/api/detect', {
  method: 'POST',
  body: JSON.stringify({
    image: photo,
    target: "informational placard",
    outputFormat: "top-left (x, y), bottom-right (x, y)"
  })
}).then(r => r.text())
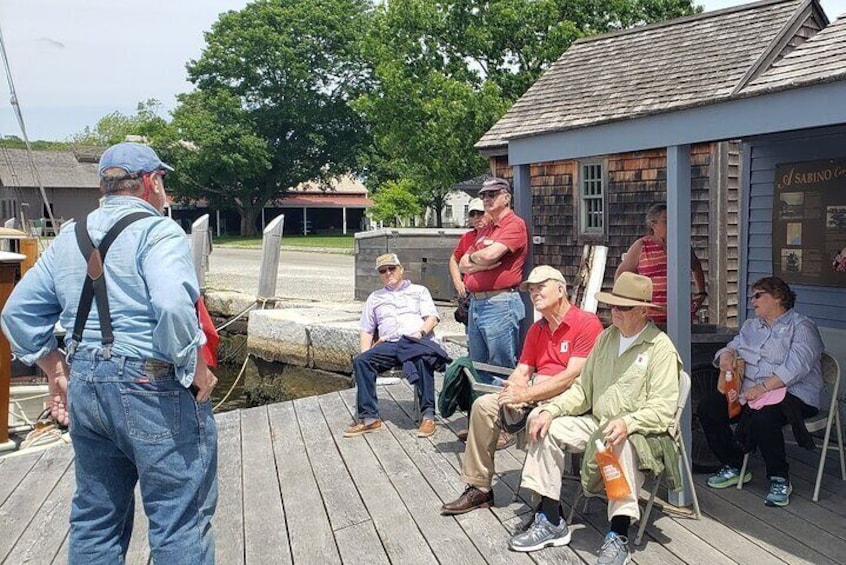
top-left (773, 158), bottom-right (846, 287)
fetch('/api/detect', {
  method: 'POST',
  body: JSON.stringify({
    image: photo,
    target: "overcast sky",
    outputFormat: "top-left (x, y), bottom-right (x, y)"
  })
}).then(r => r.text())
top-left (0, 0), bottom-right (843, 142)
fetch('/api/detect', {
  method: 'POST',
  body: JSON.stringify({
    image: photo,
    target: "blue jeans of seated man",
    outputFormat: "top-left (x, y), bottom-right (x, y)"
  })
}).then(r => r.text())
top-left (353, 341), bottom-right (435, 421)
top-left (66, 350), bottom-right (217, 565)
top-left (467, 292), bottom-right (525, 384)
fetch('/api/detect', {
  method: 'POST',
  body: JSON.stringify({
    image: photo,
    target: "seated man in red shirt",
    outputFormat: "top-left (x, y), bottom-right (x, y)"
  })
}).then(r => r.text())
top-left (441, 266), bottom-right (603, 515)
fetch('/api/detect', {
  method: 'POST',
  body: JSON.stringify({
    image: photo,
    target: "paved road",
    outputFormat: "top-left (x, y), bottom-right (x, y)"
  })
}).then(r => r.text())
top-left (206, 247), bottom-right (355, 302)
top-left (206, 245), bottom-right (463, 334)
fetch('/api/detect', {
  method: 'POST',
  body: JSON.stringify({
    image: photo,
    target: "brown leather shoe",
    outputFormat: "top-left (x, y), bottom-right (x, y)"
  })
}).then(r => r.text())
top-left (343, 419), bottom-right (382, 438)
top-left (441, 485), bottom-right (494, 515)
top-left (496, 431), bottom-right (516, 450)
top-left (456, 428), bottom-right (469, 441)
top-left (418, 418), bottom-right (437, 438)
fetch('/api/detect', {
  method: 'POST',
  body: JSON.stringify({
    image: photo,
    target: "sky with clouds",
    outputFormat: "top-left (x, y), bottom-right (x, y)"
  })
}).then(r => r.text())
top-left (0, 0), bottom-right (843, 141)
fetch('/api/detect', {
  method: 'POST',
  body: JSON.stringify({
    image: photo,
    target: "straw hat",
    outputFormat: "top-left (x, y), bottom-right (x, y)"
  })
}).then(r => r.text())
top-left (595, 272), bottom-right (664, 309)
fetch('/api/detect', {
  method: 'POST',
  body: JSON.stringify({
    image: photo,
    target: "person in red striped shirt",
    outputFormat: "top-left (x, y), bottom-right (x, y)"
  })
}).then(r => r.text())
top-left (615, 203), bottom-right (706, 324)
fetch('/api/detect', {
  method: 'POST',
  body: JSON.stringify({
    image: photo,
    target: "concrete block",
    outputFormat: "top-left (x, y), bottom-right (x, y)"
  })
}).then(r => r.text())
top-left (247, 307), bottom-right (359, 367)
top-left (309, 320), bottom-right (360, 373)
top-left (205, 291), bottom-right (256, 317)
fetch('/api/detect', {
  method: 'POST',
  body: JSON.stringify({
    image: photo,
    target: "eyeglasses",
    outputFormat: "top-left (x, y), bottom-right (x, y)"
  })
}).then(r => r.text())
top-left (751, 290), bottom-right (769, 300)
top-left (611, 304), bottom-right (634, 311)
top-left (480, 191), bottom-right (502, 200)
top-left (378, 266), bottom-right (397, 275)
top-left (468, 211), bottom-right (484, 218)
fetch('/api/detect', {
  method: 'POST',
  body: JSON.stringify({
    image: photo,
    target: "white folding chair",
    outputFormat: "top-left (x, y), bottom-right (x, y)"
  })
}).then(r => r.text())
top-left (737, 351), bottom-right (845, 502)
top-left (634, 369), bottom-right (701, 545)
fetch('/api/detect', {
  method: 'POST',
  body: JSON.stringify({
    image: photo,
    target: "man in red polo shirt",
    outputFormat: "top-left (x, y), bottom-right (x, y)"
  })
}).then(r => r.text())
top-left (441, 266), bottom-right (603, 516)
top-left (449, 197), bottom-right (488, 299)
top-left (458, 177), bottom-right (528, 381)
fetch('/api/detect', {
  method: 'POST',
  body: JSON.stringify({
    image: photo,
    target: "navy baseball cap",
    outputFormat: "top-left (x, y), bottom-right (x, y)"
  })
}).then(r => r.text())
top-left (98, 142), bottom-right (174, 178)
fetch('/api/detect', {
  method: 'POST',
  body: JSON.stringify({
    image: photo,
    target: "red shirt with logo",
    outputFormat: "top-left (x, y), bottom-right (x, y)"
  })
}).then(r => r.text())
top-left (463, 210), bottom-right (528, 293)
top-left (518, 306), bottom-right (603, 379)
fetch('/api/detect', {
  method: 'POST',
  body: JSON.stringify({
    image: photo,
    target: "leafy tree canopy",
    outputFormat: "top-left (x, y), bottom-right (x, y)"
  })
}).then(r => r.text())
top-left (69, 99), bottom-right (172, 147)
top-left (171, 0), bottom-right (374, 235)
top-left (0, 136), bottom-right (68, 150)
top-left (358, 0), bottom-right (699, 226)
top-left (369, 179), bottom-right (423, 226)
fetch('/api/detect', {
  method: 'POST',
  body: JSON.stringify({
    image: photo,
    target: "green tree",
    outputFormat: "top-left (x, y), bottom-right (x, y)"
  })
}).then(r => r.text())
top-left (0, 136), bottom-right (68, 150)
top-left (170, 0), bottom-right (373, 235)
top-left (69, 99), bottom-right (172, 146)
top-left (358, 0), bottom-right (698, 226)
top-left (369, 179), bottom-right (423, 226)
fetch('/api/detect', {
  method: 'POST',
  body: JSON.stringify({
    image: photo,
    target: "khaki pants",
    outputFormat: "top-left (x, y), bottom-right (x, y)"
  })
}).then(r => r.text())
top-left (460, 393), bottom-right (521, 489)
top-left (520, 413), bottom-right (644, 522)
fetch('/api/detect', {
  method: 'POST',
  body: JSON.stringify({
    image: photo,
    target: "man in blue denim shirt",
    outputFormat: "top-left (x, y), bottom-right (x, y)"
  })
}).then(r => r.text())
top-left (1, 142), bottom-right (218, 564)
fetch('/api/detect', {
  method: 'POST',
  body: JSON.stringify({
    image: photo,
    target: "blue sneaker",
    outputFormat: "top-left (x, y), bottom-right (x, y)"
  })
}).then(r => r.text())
top-left (706, 465), bottom-right (751, 489)
top-left (597, 532), bottom-right (630, 565)
top-left (509, 513), bottom-right (571, 552)
top-left (765, 477), bottom-right (792, 507)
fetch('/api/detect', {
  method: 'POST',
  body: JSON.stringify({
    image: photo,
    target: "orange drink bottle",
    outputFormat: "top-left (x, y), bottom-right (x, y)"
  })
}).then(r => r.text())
top-left (718, 359), bottom-right (744, 418)
top-left (594, 439), bottom-right (632, 501)
top-left (723, 371), bottom-right (742, 418)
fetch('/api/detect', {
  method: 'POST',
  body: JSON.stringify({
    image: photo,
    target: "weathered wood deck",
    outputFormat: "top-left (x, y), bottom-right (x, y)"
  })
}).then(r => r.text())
top-left (2, 379), bottom-right (845, 564)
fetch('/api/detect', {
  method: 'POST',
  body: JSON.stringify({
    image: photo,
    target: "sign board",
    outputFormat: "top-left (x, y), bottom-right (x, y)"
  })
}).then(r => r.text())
top-left (773, 158), bottom-right (846, 286)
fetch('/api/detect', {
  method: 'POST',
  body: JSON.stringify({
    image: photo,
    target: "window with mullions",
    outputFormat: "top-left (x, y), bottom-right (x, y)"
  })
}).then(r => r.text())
top-left (579, 162), bottom-right (605, 235)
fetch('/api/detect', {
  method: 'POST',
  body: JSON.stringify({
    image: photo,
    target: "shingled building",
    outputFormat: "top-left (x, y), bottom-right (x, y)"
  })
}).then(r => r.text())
top-left (477, 0), bottom-right (828, 327)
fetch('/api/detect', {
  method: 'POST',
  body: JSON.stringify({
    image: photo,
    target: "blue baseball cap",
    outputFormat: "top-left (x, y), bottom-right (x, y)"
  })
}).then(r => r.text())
top-left (98, 142), bottom-right (174, 178)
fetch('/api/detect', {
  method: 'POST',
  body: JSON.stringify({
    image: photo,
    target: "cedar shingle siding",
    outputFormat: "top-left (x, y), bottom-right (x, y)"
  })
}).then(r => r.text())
top-left (493, 142), bottom-right (741, 326)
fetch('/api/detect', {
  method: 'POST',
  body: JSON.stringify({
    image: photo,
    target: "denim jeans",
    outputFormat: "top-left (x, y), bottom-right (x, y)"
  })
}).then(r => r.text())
top-left (66, 350), bottom-right (217, 565)
top-left (352, 341), bottom-right (436, 421)
top-left (467, 292), bottom-right (525, 384)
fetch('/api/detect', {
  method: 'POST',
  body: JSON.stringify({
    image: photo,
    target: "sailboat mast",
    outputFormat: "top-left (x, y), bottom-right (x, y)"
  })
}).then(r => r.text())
top-left (0, 21), bottom-right (57, 230)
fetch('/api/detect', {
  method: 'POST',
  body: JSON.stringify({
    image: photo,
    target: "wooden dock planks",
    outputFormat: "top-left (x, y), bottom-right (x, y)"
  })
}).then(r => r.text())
top-left (1, 378), bottom-right (845, 564)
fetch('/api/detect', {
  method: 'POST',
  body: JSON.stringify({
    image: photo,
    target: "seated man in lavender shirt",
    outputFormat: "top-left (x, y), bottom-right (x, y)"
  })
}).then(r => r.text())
top-left (344, 253), bottom-right (450, 439)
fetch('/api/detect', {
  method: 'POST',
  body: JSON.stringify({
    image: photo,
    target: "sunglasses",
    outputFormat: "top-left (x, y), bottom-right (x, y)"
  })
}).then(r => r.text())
top-left (750, 290), bottom-right (769, 300)
top-left (378, 266), bottom-right (397, 275)
top-left (468, 211), bottom-right (484, 218)
top-left (480, 191), bottom-right (502, 199)
top-left (611, 304), bottom-right (634, 312)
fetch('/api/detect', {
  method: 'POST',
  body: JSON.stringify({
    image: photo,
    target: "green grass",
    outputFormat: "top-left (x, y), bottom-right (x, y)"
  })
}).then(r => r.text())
top-left (215, 234), bottom-right (354, 250)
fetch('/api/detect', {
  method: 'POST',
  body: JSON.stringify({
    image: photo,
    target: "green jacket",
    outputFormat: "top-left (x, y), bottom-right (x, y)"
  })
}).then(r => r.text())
top-left (544, 323), bottom-right (683, 492)
top-left (438, 357), bottom-right (483, 418)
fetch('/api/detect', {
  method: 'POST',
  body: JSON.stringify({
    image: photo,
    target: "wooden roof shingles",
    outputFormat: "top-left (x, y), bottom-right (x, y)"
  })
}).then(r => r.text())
top-left (0, 148), bottom-right (99, 189)
top-left (741, 14), bottom-right (846, 94)
top-left (477, 0), bottom-right (811, 151)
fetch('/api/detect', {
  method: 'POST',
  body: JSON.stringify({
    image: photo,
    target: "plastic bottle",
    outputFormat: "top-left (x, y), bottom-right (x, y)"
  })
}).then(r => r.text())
top-left (594, 439), bottom-right (632, 501)
top-left (723, 371), bottom-right (742, 418)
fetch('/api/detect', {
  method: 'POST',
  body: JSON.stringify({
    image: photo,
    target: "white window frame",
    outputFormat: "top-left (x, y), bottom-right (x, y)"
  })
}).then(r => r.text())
top-left (577, 160), bottom-right (606, 236)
